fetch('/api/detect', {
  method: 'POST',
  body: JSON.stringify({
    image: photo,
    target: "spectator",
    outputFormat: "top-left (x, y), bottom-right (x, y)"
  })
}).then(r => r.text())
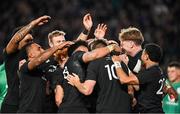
top-left (163, 61), bottom-right (180, 113)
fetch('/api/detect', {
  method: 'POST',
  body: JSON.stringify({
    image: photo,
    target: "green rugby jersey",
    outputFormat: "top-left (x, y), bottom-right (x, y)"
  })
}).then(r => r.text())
top-left (0, 62), bottom-right (7, 109)
top-left (163, 81), bottom-right (180, 113)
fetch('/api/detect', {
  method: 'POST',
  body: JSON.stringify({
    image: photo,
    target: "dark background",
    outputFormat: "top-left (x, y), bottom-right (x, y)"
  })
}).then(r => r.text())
top-left (0, 0), bottom-right (179, 69)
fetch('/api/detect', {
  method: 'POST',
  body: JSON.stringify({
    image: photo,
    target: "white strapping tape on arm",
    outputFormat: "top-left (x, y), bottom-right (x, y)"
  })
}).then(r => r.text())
top-left (133, 59), bottom-right (142, 73)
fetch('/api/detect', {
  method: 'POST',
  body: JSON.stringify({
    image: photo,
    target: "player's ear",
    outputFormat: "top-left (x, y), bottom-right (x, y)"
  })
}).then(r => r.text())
top-left (130, 41), bottom-right (134, 48)
top-left (28, 52), bottom-right (34, 58)
top-left (48, 39), bottom-right (53, 47)
top-left (145, 53), bottom-right (149, 60)
top-left (141, 51), bottom-right (148, 61)
top-left (177, 69), bottom-right (180, 76)
top-left (49, 42), bottom-right (53, 48)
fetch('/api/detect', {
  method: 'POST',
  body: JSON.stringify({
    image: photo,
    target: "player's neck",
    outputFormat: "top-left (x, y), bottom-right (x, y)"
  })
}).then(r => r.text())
top-left (173, 78), bottom-right (180, 83)
top-left (28, 57), bottom-right (33, 61)
top-left (58, 57), bottom-right (69, 68)
top-left (129, 46), bottom-right (142, 57)
top-left (145, 61), bottom-right (159, 69)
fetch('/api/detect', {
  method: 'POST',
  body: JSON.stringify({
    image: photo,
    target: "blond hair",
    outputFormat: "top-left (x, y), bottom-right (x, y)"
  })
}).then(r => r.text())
top-left (119, 27), bottom-right (144, 45)
top-left (48, 30), bottom-right (66, 42)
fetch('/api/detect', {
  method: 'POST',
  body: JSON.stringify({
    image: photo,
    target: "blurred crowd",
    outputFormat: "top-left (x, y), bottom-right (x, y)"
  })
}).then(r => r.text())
top-left (0, 0), bottom-right (179, 67)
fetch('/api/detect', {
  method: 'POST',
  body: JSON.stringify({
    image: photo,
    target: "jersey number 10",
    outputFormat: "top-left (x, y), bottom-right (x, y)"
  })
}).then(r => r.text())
top-left (105, 64), bottom-right (118, 80)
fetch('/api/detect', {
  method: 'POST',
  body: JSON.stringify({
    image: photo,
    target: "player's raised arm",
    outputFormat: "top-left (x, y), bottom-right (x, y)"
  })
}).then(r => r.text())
top-left (76, 13), bottom-right (93, 41)
top-left (94, 23), bottom-right (107, 39)
top-left (28, 41), bottom-right (73, 70)
top-left (112, 55), bottom-right (139, 84)
top-left (6, 15), bottom-right (51, 54)
top-left (82, 44), bottom-right (121, 63)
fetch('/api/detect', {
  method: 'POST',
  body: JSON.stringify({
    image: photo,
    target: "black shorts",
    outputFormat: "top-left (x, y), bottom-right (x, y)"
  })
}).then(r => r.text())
top-left (42, 94), bottom-right (58, 113)
top-left (1, 103), bottom-right (18, 113)
top-left (58, 107), bottom-right (89, 113)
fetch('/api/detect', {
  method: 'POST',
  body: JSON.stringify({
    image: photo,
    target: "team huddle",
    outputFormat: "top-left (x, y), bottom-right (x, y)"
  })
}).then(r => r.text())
top-left (0, 14), bottom-right (178, 113)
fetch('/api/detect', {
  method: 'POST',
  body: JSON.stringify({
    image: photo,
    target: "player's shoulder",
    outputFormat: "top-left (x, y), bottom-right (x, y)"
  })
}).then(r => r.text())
top-left (149, 66), bottom-right (162, 74)
top-left (69, 51), bottom-right (85, 61)
top-left (87, 57), bottom-right (107, 68)
top-left (94, 55), bottom-right (111, 63)
top-left (73, 51), bottom-right (85, 56)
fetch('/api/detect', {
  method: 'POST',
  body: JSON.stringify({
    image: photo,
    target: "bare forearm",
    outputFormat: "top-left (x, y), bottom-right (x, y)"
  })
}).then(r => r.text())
top-left (28, 46), bottom-right (58, 70)
top-left (76, 32), bottom-right (88, 41)
top-left (55, 85), bottom-right (64, 106)
top-left (83, 46), bottom-right (111, 63)
top-left (14, 24), bottom-right (33, 43)
top-left (74, 81), bottom-right (90, 95)
top-left (76, 27), bottom-right (91, 41)
top-left (92, 46), bottom-right (110, 58)
top-left (116, 68), bottom-right (130, 84)
top-left (6, 24), bottom-right (33, 54)
top-left (116, 68), bottom-right (139, 84)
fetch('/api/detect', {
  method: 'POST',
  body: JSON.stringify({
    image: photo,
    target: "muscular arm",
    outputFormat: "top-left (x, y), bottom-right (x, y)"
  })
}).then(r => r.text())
top-left (67, 73), bottom-right (96, 95)
top-left (6, 24), bottom-right (33, 54)
top-left (114, 61), bottom-right (139, 84)
top-left (6, 15), bottom-right (51, 54)
top-left (82, 44), bottom-right (119, 63)
top-left (75, 80), bottom-right (96, 95)
top-left (76, 31), bottom-right (89, 41)
top-left (55, 85), bottom-right (64, 107)
top-left (28, 42), bottom-right (71, 70)
top-left (76, 13), bottom-right (93, 41)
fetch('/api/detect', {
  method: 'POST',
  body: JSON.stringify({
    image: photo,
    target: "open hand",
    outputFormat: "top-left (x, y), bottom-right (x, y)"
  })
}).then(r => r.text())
top-left (30, 15), bottom-right (51, 27)
top-left (66, 73), bottom-right (80, 86)
top-left (94, 23), bottom-right (107, 39)
top-left (83, 13), bottom-right (93, 31)
top-left (57, 41), bottom-right (74, 50)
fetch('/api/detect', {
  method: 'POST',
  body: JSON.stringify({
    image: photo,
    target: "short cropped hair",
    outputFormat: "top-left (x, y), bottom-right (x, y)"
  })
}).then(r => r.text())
top-left (89, 39), bottom-right (107, 50)
top-left (168, 61), bottom-right (180, 69)
top-left (144, 43), bottom-right (162, 63)
top-left (48, 30), bottom-right (66, 42)
top-left (24, 41), bottom-right (35, 55)
top-left (119, 27), bottom-right (144, 45)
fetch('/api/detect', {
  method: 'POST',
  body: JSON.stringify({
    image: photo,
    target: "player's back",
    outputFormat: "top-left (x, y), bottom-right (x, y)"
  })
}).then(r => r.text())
top-left (87, 56), bottom-right (131, 113)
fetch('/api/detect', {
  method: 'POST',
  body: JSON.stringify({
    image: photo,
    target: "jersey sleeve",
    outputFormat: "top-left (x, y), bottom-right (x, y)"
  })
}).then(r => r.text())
top-left (3, 49), bottom-right (10, 61)
top-left (74, 51), bottom-right (85, 64)
top-left (47, 68), bottom-right (64, 90)
top-left (19, 61), bottom-right (29, 73)
top-left (86, 60), bottom-right (99, 81)
top-left (20, 61), bottom-right (44, 74)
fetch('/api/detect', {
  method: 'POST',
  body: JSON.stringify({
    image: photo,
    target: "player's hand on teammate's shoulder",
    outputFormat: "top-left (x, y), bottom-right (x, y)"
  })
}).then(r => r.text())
top-left (66, 73), bottom-right (80, 86)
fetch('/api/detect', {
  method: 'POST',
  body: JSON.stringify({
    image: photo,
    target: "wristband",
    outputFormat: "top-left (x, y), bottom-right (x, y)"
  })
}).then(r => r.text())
top-left (107, 45), bottom-right (114, 52)
top-left (82, 29), bottom-right (90, 35)
top-left (114, 61), bottom-right (122, 68)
